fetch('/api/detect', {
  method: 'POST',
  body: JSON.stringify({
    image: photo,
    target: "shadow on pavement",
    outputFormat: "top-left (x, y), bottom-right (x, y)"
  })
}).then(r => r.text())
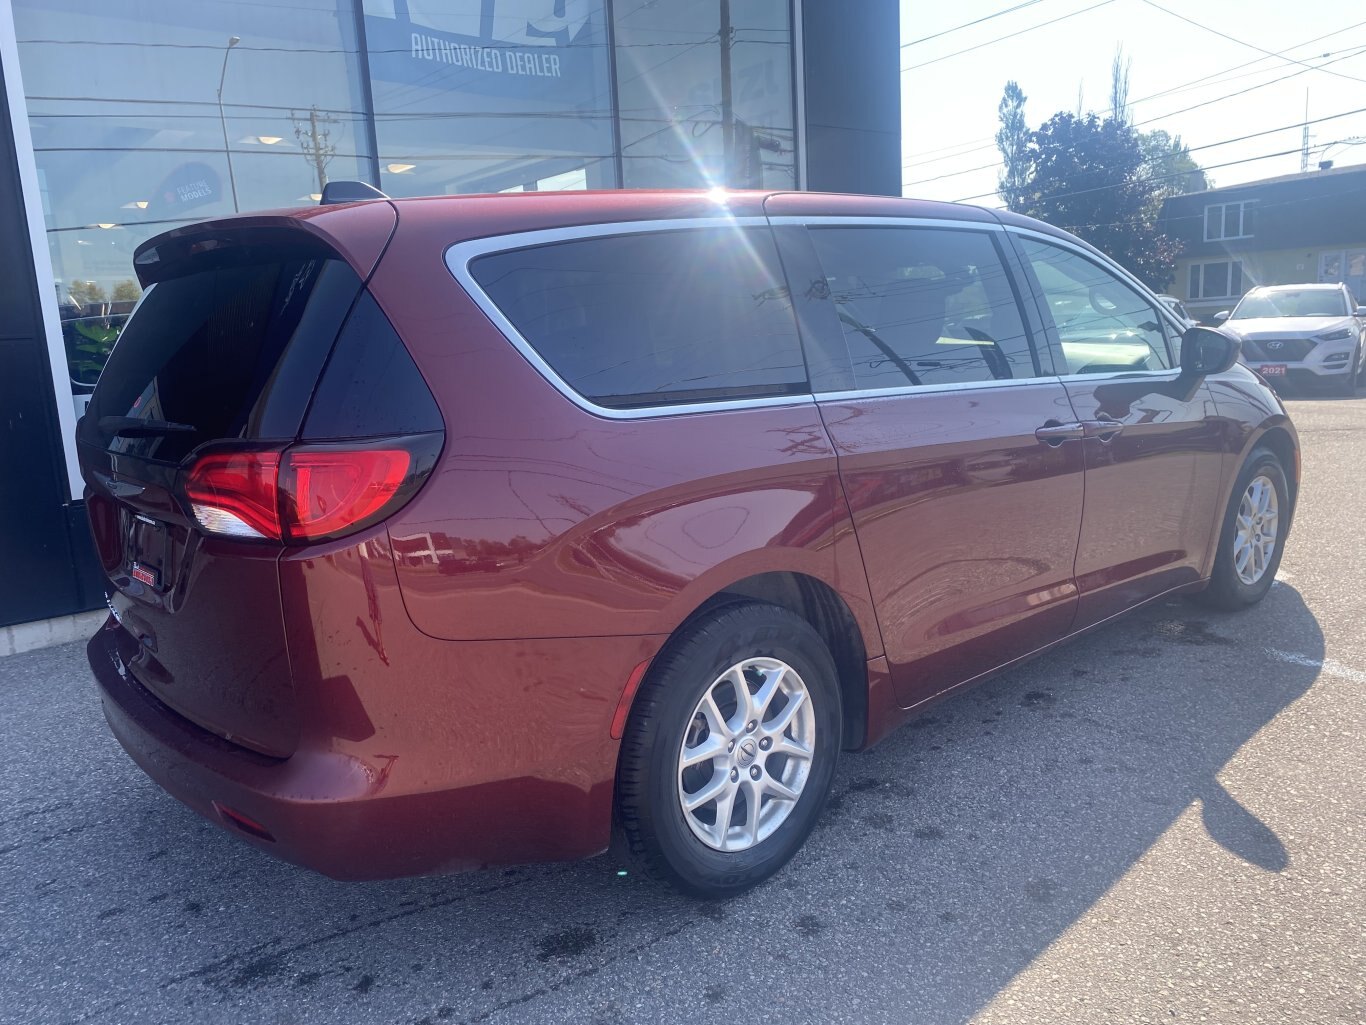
top-left (0, 582), bottom-right (1324, 1025)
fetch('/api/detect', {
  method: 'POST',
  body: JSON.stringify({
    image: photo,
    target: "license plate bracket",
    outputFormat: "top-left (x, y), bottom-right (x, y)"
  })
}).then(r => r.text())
top-left (121, 510), bottom-right (168, 591)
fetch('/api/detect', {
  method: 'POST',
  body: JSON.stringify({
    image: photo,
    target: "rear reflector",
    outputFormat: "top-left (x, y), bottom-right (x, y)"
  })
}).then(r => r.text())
top-left (212, 801), bottom-right (276, 842)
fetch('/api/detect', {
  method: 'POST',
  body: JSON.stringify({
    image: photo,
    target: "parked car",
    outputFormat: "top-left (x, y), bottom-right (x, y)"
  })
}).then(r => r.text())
top-left (1157, 294), bottom-right (1197, 328)
top-left (1215, 282), bottom-right (1365, 395)
top-left (81, 188), bottom-right (1298, 898)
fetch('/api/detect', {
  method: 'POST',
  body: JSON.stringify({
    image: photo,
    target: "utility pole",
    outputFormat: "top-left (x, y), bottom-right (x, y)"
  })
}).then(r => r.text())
top-left (217, 36), bottom-right (241, 212)
top-left (1300, 89), bottom-right (1310, 174)
top-left (292, 106), bottom-right (340, 195)
top-left (718, 0), bottom-right (733, 187)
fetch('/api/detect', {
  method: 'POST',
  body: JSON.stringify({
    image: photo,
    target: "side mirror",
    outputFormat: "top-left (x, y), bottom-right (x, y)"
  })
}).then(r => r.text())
top-left (1213, 310), bottom-right (1230, 323)
top-left (1355, 305), bottom-right (1366, 317)
top-left (1181, 326), bottom-right (1240, 377)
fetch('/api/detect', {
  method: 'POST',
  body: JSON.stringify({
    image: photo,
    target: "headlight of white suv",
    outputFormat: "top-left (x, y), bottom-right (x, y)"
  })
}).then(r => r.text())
top-left (1316, 327), bottom-right (1353, 341)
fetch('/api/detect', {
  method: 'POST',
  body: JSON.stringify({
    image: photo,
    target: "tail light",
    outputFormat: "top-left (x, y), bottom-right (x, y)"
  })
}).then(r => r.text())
top-left (183, 434), bottom-right (441, 544)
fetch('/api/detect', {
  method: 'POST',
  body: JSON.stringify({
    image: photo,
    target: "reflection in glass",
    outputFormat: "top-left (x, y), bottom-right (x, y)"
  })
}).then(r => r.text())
top-left (614, 0), bottom-right (795, 189)
top-left (362, 0), bottom-right (617, 196)
top-left (13, 0), bottom-right (375, 399)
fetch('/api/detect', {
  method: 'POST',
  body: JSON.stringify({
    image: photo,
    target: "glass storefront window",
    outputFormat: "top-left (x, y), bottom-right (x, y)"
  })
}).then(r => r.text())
top-left (12, 0), bottom-right (798, 424)
top-left (614, 0), bottom-right (795, 189)
top-left (13, 0), bottom-right (376, 408)
top-left (362, 0), bottom-right (617, 196)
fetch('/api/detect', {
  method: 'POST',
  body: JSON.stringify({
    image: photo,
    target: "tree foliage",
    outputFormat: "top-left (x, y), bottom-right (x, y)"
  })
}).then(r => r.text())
top-left (995, 81), bottom-right (1031, 213)
top-left (1017, 112), bottom-right (1181, 289)
top-left (1139, 129), bottom-right (1209, 199)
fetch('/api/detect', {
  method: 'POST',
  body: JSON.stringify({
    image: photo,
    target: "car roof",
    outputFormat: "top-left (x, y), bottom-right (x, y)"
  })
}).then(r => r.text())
top-left (140, 188), bottom-right (1089, 256)
top-left (1247, 283), bottom-right (1343, 292)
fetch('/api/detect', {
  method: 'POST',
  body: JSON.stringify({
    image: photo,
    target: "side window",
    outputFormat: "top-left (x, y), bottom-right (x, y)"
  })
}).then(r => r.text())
top-left (806, 226), bottom-right (1039, 390)
top-left (1018, 238), bottom-right (1172, 374)
top-left (469, 227), bottom-right (806, 409)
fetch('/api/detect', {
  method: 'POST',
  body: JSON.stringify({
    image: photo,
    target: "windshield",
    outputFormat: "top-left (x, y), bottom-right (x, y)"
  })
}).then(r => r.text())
top-left (1231, 289), bottom-right (1347, 319)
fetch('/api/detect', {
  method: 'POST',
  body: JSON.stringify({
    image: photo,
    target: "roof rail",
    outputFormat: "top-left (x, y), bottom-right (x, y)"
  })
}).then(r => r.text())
top-left (319, 181), bottom-right (389, 205)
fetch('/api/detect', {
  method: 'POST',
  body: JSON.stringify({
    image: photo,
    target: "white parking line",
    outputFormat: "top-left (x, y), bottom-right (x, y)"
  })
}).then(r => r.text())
top-left (1265, 648), bottom-right (1366, 685)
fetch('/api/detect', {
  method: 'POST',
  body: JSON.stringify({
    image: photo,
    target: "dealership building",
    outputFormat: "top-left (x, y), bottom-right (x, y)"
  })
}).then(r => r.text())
top-left (0, 0), bottom-right (899, 638)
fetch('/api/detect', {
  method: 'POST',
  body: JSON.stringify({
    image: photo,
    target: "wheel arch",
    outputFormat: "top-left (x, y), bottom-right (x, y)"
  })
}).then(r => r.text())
top-left (667, 571), bottom-right (872, 752)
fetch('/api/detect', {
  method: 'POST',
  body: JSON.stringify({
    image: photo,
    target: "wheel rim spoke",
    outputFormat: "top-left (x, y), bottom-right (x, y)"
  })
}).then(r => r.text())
top-left (683, 770), bottom-right (729, 812)
top-left (680, 734), bottom-right (727, 769)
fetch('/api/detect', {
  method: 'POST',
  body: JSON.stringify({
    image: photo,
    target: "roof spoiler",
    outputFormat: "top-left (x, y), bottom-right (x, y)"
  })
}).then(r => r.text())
top-left (319, 180), bottom-right (389, 205)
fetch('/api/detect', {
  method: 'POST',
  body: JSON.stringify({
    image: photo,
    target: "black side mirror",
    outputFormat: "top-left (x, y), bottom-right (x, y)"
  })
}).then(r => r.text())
top-left (1181, 326), bottom-right (1240, 377)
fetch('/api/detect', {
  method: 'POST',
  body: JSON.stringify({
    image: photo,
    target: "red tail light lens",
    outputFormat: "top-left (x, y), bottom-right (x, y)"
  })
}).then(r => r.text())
top-left (184, 436), bottom-right (438, 544)
top-left (281, 449), bottom-right (411, 541)
top-left (184, 451), bottom-right (283, 540)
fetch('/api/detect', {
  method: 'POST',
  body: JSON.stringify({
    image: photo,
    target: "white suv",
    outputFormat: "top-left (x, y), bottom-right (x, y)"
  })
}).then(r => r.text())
top-left (1217, 283), bottom-right (1365, 395)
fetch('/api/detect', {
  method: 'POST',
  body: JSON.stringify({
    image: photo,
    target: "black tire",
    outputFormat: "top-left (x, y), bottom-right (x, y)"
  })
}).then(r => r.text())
top-left (1338, 348), bottom-right (1361, 396)
top-left (614, 602), bottom-right (842, 899)
top-left (1197, 447), bottom-right (1290, 610)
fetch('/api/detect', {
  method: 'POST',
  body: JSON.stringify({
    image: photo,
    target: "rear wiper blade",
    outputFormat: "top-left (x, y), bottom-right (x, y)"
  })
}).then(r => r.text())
top-left (98, 415), bottom-right (198, 438)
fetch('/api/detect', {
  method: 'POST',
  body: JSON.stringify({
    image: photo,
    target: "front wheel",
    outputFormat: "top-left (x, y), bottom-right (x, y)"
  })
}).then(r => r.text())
top-left (614, 602), bottom-right (842, 898)
top-left (1197, 448), bottom-right (1289, 610)
top-left (1338, 348), bottom-right (1362, 396)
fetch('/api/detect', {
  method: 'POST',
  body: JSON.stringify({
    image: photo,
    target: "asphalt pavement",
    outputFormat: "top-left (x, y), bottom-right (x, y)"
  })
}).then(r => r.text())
top-left (2, 394), bottom-right (1363, 1025)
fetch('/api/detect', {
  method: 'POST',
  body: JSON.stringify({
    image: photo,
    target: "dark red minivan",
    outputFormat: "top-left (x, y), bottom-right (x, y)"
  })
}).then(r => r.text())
top-left (81, 189), bottom-right (1298, 897)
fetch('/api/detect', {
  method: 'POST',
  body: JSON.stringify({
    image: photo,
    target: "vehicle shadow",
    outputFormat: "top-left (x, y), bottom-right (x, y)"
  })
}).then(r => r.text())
top-left (2, 582), bottom-right (1324, 1025)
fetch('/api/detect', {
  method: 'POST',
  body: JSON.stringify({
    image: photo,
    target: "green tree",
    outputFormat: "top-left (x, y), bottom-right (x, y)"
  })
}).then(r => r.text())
top-left (68, 279), bottom-right (107, 307)
top-left (1019, 112), bottom-right (1180, 289)
top-left (111, 279), bottom-right (142, 303)
top-left (995, 81), bottom-right (1031, 212)
top-left (1139, 129), bottom-right (1209, 199)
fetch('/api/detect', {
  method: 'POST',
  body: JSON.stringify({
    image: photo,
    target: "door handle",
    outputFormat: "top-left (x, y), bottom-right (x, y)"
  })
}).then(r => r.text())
top-left (1034, 421), bottom-right (1087, 446)
top-left (1084, 418), bottom-right (1125, 442)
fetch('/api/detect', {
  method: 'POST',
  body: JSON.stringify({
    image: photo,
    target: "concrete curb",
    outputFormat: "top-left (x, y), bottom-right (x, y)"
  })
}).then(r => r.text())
top-left (1, 610), bottom-right (107, 658)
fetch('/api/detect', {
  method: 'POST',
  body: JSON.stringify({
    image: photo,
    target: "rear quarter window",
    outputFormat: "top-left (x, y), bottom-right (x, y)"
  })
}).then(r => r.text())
top-left (468, 227), bottom-right (808, 410)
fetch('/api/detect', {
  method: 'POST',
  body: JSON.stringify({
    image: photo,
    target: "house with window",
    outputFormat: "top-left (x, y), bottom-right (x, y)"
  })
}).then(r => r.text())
top-left (1159, 163), bottom-right (1366, 322)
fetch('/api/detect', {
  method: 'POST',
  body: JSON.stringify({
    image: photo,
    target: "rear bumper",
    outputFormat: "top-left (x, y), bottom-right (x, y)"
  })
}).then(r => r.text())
top-left (88, 617), bottom-right (658, 879)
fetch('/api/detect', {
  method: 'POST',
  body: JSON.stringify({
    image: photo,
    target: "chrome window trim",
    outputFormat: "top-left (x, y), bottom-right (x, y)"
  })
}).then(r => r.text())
top-left (444, 217), bottom-right (812, 420)
top-left (1004, 224), bottom-right (1191, 373)
top-left (815, 377), bottom-right (1060, 402)
top-left (768, 215), bottom-right (1006, 231)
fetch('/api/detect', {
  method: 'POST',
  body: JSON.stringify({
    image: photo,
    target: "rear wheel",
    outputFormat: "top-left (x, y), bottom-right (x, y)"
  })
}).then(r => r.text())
top-left (614, 603), bottom-right (841, 898)
top-left (1197, 448), bottom-right (1289, 610)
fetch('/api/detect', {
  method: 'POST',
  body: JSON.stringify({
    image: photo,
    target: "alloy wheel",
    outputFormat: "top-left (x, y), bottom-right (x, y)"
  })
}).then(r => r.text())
top-left (1233, 474), bottom-right (1279, 585)
top-left (676, 657), bottom-right (816, 852)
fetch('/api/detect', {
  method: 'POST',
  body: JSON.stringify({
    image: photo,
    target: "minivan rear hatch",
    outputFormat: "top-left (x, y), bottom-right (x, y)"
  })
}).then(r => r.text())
top-left (79, 217), bottom-right (391, 757)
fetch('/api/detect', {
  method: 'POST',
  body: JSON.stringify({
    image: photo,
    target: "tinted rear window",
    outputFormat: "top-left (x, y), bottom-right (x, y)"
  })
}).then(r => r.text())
top-left (303, 291), bottom-right (443, 439)
top-left (87, 255), bottom-right (361, 462)
top-left (469, 227), bottom-right (807, 409)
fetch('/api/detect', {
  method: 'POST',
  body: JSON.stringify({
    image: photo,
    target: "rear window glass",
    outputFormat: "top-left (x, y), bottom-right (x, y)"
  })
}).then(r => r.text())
top-left (807, 226), bottom-right (1039, 390)
top-left (469, 227), bottom-right (807, 409)
top-left (88, 256), bottom-right (361, 462)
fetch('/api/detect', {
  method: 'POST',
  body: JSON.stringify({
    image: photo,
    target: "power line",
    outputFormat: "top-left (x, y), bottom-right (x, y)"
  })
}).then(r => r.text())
top-left (1137, 0), bottom-right (1366, 85)
top-left (901, 0), bottom-right (1117, 72)
top-left (908, 46), bottom-right (1366, 194)
top-left (904, 105), bottom-right (1366, 189)
top-left (901, 0), bottom-right (1049, 48)
top-left (953, 143), bottom-right (1343, 204)
top-left (902, 18), bottom-right (1366, 169)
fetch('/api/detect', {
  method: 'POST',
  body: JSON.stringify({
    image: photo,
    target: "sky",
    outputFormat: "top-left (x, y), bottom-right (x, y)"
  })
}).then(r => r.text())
top-left (899, 0), bottom-right (1366, 206)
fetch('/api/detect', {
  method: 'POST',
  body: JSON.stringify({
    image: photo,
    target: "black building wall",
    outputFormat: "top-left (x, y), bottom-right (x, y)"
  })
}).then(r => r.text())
top-left (801, 0), bottom-right (901, 196)
top-left (0, 58), bottom-right (104, 628)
